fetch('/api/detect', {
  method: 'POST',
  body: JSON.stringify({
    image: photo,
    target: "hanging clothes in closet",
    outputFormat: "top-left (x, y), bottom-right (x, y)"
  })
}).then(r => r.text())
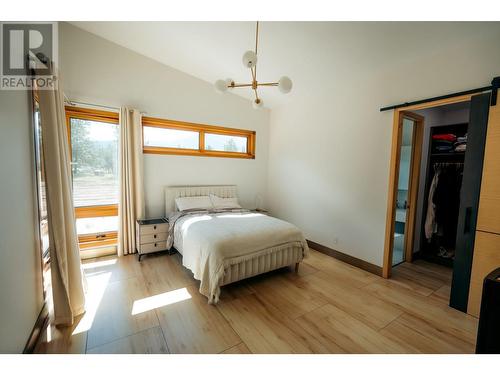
top-left (424, 162), bottom-right (464, 259)
top-left (424, 168), bottom-right (440, 240)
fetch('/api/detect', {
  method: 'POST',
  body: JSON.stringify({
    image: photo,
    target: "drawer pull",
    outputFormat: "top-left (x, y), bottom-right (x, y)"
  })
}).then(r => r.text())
top-left (154, 234), bottom-right (157, 239)
top-left (154, 225), bottom-right (157, 230)
top-left (154, 243), bottom-right (157, 247)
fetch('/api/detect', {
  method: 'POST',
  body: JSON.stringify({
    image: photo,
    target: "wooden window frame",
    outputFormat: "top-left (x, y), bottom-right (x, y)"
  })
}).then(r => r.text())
top-left (142, 116), bottom-right (256, 159)
top-left (65, 106), bottom-right (120, 248)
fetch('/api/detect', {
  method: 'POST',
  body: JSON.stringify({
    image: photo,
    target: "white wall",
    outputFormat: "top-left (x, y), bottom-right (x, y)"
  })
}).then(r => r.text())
top-left (59, 23), bottom-right (270, 218)
top-left (0, 90), bottom-right (44, 353)
top-left (268, 26), bottom-right (500, 267)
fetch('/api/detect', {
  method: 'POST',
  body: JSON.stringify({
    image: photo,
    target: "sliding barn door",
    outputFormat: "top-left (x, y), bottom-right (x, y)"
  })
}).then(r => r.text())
top-left (450, 93), bottom-right (491, 312)
top-left (467, 93), bottom-right (500, 317)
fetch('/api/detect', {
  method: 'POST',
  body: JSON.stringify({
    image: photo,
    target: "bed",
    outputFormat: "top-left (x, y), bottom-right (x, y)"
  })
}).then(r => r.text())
top-left (164, 185), bottom-right (309, 303)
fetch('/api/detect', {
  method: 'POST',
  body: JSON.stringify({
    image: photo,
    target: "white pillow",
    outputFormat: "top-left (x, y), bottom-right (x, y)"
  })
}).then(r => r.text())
top-left (175, 196), bottom-right (213, 211)
top-left (209, 194), bottom-right (242, 209)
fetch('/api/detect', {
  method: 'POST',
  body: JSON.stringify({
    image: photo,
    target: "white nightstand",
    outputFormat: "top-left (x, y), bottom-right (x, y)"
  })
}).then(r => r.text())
top-left (136, 218), bottom-right (170, 261)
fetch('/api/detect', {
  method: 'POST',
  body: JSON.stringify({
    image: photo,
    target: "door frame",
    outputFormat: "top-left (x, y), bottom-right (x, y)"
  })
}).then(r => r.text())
top-left (404, 113), bottom-right (424, 264)
top-left (382, 94), bottom-right (474, 278)
top-left (382, 111), bottom-right (423, 275)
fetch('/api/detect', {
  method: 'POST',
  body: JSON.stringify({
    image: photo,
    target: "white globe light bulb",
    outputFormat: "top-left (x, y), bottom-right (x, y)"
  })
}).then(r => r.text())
top-left (278, 76), bottom-right (293, 94)
top-left (214, 79), bottom-right (228, 93)
top-left (253, 98), bottom-right (263, 109)
top-left (242, 50), bottom-right (258, 69)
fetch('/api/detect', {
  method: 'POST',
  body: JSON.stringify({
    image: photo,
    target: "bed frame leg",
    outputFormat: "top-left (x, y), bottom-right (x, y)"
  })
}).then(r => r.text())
top-left (295, 262), bottom-right (300, 273)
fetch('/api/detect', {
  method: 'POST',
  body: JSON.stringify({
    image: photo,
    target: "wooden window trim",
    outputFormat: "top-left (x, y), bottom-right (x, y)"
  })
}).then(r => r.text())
top-left (75, 204), bottom-right (118, 219)
top-left (65, 106), bottom-right (119, 124)
top-left (142, 116), bottom-right (256, 159)
top-left (78, 237), bottom-right (117, 249)
top-left (65, 106), bottom-right (120, 249)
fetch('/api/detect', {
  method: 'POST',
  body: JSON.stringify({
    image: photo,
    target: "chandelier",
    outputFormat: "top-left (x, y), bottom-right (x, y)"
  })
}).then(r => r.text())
top-left (214, 21), bottom-right (293, 109)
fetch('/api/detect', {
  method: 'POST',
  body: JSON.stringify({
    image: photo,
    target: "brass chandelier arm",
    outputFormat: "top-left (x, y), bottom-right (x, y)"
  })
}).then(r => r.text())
top-left (251, 66), bottom-right (256, 84)
top-left (227, 82), bottom-right (278, 88)
top-left (229, 83), bottom-right (254, 88)
top-left (257, 82), bottom-right (278, 86)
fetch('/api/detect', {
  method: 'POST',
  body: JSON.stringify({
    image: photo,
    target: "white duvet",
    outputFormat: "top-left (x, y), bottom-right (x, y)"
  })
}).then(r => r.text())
top-left (169, 210), bottom-right (309, 303)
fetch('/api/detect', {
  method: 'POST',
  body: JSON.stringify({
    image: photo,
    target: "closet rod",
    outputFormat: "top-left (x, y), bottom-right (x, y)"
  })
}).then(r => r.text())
top-left (379, 76), bottom-right (499, 112)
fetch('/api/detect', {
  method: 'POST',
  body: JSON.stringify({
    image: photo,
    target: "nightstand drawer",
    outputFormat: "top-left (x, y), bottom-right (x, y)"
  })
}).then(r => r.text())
top-left (138, 241), bottom-right (168, 254)
top-left (140, 223), bottom-right (169, 235)
top-left (141, 232), bottom-right (167, 244)
top-left (136, 218), bottom-right (170, 260)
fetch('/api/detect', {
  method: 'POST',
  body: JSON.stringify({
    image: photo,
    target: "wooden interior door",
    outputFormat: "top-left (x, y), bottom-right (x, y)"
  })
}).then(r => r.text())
top-left (467, 95), bottom-right (500, 317)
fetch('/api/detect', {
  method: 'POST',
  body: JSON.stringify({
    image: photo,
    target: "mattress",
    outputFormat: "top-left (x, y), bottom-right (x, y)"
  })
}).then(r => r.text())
top-left (170, 210), bottom-right (309, 302)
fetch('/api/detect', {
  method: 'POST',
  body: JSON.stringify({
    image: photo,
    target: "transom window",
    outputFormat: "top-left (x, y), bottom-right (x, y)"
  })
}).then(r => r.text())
top-left (65, 107), bottom-right (119, 249)
top-left (142, 117), bottom-right (255, 159)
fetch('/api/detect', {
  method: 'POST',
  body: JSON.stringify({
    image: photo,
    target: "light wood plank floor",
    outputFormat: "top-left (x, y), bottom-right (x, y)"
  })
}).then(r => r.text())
top-left (34, 249), bottom-right (477, 354)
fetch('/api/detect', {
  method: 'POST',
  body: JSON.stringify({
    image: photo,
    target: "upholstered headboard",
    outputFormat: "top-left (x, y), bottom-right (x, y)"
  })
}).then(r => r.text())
top-left (164, 185), bottom-right (238, 215)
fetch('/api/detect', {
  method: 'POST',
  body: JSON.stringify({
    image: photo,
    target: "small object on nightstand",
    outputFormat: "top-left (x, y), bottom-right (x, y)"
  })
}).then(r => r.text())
top-left (136, 218), bottom-right (170, 261)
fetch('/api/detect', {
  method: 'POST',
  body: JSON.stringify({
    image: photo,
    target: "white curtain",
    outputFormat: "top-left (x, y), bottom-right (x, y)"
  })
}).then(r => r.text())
top-left (118, 107), bottom-right (145, 256)
top-left (38, 73), bottom-right (85, 326)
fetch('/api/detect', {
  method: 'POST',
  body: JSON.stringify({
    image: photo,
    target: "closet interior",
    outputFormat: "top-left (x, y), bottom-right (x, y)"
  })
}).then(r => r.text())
top-left (414, 102), bottom-right (471, 269)
top-left (421, 123), bottom-right (468, 266)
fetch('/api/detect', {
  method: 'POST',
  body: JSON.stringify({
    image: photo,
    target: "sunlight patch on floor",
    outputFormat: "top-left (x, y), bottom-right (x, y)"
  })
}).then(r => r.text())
top-left (132, 287), bottom-right (192, 315)
top-left (81, 258), bottom-right (117, 270)
top-left (72, 271), bottom-right (112, 335)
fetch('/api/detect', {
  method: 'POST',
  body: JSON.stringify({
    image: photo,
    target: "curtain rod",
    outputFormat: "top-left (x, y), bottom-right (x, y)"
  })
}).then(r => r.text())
top-left (65, 98), bottom-right (119, 111)
top-left (64, 96), bottom-right (147, 114)
top-left (380, 76), bottom-right (499, 112)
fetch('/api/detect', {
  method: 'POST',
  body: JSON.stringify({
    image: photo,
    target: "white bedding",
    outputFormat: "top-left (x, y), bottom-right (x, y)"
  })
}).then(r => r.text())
top-left (170, 210), bottom-right (309, 303)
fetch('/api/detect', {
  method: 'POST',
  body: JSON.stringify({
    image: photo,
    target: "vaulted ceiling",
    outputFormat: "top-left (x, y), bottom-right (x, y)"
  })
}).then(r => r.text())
top-left (70, 21), bottom-right (500, 108)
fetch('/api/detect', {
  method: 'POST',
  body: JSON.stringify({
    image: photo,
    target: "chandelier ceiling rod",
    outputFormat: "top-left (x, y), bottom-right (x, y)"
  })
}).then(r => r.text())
top-left (214, 21), bottom-right (293, 109)
top-left (253, 21), bottom-right (259, 100)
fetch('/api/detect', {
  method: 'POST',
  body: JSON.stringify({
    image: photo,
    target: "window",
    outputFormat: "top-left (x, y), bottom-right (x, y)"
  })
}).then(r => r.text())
top-left (34, 99), bottom-right (50, 257)
top-left (65, 107), bottom-right (119, 249)
top-left (143, 126), bottom-right (199, 150)
top-left (33, 91), bottom-right (51, 303)
top-left (142, 117), bottom-right (255, 159)
top-left (205, 133), bottom-right (248, 153)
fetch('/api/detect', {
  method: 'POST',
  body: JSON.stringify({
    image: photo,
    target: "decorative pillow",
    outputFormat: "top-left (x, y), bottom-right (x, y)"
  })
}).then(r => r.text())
top-left (209, 194), bottom-right (242, 209)
top-left (175, 196), bottom-right (213, 211)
